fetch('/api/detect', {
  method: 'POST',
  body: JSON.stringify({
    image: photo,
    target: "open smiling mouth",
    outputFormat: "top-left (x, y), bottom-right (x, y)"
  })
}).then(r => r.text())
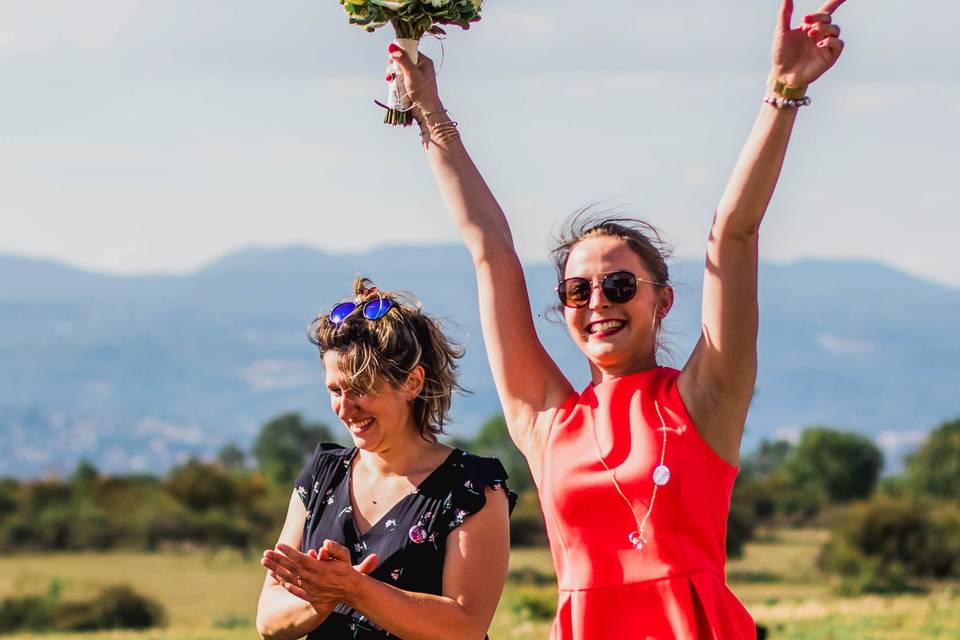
top-left (347, 417), bottom-right (374, 433)
top-left (585, 319), bottom-right (626, 338)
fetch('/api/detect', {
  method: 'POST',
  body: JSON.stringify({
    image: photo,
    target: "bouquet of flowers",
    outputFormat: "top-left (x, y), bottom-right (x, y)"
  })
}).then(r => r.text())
top-left (337, 0), bottom-right (483, 126)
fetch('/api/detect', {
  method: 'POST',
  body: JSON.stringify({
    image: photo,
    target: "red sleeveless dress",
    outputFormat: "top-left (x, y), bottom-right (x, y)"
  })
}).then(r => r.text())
top-left (539, 367), bottom-right (755, 639)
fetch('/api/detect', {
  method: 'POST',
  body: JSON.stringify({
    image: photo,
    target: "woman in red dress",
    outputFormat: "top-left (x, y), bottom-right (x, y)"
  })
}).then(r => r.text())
top-left (391, 1), bottom-right (849, 637)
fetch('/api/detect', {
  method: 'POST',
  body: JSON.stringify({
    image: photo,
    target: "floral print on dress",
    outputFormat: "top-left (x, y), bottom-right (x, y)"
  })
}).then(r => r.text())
top-left (293, 445), bottom-right (517, 640)
top-left (448, 508), bottom-right (469, 529)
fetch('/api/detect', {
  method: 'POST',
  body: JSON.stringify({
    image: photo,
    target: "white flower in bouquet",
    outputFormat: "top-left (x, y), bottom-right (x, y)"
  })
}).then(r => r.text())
top-left (335, 0), bottom-right (484, 125)
top-left (371, 0), bottom-right (413, 9)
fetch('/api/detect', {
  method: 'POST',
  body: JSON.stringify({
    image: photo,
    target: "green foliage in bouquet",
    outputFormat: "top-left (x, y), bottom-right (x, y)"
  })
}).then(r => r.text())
top-left (337, 0), bottom-right (483, 125)
top-left (338, 0), bottom-right (483, 38)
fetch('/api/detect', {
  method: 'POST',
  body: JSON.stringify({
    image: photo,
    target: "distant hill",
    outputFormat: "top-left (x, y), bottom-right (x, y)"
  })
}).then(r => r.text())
top-left (1, 246), bottom-right (958, 477)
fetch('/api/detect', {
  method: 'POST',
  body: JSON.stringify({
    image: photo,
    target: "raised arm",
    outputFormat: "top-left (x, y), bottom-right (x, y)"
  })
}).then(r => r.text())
top-left (679, 0), bottom-right (848, 465)
top-left (389, 48), bottom-right (573, 480)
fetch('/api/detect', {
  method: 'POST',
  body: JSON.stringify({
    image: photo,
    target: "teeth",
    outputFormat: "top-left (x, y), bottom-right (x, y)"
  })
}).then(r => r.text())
top-left (588, 320), bottom-right (625, 334)
top-left (348, 418), bottom-right (374, 429)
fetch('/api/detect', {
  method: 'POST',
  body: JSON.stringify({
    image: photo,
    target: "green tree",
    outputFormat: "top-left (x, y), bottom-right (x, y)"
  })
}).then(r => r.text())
top-left (253, 413), bottom-right (333, 485)
top-left (740, 440), bottom-right (792, 479)
top-left (905, 418), bottom-right (960, 499)
top-left (217, 444), bottom-right (247, 470)
top-left (165, 460), bottom-right (239, 512)
top-left (0, 479), bottom-right (18, 521)
top-left (470, 415), bottom-right (534, 495)
top-left (70, 461), bottom-right (99, 488)
top-left (785, 427), bottom-right (883, 504)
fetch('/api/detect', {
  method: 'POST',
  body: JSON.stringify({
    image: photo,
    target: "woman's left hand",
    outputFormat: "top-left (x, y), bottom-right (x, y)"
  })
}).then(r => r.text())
top-left (262, 541), bottom-right (378, 612)
top-left (772, 0), bottom-right (848, 88)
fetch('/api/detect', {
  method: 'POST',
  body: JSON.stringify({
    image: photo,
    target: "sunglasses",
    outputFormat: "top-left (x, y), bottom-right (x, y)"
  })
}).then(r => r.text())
top-left (556, 271), bottom-right (662, 309)
top-left (329, 297), bottom-right (395, 325)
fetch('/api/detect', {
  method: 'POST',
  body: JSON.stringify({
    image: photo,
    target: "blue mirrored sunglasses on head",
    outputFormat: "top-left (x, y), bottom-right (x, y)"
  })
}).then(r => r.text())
top-left (329, 298), bottom-right (395, 325)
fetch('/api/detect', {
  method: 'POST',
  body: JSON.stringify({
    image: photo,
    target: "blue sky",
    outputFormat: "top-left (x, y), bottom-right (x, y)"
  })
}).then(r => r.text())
top-left (1, 0), bottom-right (958, 286)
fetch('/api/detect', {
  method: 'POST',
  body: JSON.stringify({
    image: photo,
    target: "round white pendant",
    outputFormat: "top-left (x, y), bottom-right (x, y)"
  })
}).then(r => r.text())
top-left (652, 464), bottom-right (671, 486)
top-left (628, 531), bottom-right (646, 550)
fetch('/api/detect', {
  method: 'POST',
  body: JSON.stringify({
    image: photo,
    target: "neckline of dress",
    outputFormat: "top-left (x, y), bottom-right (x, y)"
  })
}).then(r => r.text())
top-left (588, 365), bottom-right (664, 390)
top-left (346, 447), bottom-right (461, 538)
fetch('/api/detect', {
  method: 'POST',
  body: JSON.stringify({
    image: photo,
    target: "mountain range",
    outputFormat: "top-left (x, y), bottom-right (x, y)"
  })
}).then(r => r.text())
top-left (1, 245), bottom-right (958, 478)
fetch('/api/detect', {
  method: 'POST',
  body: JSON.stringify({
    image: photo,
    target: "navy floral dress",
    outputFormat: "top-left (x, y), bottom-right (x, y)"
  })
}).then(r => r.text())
top-left (294, 444), bottom-right (517, 639)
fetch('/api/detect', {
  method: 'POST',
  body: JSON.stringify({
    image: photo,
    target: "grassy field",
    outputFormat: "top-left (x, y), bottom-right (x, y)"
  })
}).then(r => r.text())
top-left (1, 530), bottom-right (957, 639)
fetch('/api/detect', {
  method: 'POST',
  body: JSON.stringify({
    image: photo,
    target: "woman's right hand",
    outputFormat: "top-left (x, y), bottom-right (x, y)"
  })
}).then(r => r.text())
top-left (385, 46), bottom-right (444, 119)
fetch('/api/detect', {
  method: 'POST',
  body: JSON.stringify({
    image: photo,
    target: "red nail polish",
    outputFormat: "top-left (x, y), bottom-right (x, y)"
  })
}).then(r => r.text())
top-left (804, 14), bottom-right (814, 22)
top-left (387, 43), bottom-right (401, 53)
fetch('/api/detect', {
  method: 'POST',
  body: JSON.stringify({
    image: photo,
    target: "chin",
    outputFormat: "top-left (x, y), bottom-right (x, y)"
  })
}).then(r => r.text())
top-left (347, 428), bottom-right (380, 451)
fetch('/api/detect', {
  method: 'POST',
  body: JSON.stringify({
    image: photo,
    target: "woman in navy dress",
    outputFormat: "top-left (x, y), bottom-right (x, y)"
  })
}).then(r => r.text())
top-left (257, 278), bottom-right (516, 640)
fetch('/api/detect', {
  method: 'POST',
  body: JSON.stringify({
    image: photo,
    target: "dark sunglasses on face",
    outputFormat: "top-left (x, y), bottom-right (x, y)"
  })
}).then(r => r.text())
top-left (556, 271), bottom-right (662, 309)
top-left (329, 297), bottom-right (395, 325)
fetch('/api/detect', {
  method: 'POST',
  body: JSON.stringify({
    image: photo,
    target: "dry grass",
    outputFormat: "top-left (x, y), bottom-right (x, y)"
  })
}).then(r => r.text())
top-left (0, 530), bottom-right (957, 639)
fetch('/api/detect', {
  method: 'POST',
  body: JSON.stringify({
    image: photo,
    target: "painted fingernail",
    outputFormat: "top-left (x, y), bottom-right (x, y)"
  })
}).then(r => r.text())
top-left (810, 28), bottom-right (820, 38)
top-left (387, 43), bottom-right (401, 53)
top-left (804, 14), bottom-right (814, 22)
top-left (386, 73), bottom-right (394, 81)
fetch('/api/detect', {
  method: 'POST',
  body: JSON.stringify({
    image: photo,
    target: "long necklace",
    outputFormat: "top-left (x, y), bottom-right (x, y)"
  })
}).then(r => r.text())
top-left (588, 399), bottom-right (672, 550)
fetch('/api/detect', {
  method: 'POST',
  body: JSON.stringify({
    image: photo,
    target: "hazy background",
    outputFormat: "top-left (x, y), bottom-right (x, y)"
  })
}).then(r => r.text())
top-left (1, 0), bottom-right (958, 477)
top-left (1, 0), bottom-right (957, 283)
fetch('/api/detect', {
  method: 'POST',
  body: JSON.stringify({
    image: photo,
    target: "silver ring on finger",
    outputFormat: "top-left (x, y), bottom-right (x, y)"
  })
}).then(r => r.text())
top-left (297, 575), bottom-right (302, 587)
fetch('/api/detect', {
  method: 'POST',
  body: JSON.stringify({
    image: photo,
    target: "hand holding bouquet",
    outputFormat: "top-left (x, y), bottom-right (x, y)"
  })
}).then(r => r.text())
top-left (336, 0), bottom-right (483, 125)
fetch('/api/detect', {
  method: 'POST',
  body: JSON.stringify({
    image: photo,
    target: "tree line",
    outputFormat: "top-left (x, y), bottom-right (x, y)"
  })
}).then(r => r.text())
top-left (1, 413), bottom-right (958, 596)
top-left (730, 418), bottom-right (960, 594)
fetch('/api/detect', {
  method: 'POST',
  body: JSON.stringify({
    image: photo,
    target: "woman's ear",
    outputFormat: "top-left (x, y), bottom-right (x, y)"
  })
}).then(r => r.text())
top-left (657, 285), bottom-right (675, 319)
top-left (402, 365), bottom-right (426, 400)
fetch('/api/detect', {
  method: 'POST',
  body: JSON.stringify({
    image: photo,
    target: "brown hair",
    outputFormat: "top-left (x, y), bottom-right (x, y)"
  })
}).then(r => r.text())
top-left (308, 278), bottom-right (466, 442)
top-left (550, 207), bottom-right (674, 357)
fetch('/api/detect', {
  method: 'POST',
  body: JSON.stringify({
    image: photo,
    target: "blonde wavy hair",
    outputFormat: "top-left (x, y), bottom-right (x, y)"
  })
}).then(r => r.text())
top-left (308, 278), bottom-right (466, 441)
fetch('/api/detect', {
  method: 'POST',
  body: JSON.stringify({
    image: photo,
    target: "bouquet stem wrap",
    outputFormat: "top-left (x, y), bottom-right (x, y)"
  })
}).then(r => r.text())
top-left (335, 0), bottom-right (482, 127)
top-left (384, 36), bottom-right (420, 126)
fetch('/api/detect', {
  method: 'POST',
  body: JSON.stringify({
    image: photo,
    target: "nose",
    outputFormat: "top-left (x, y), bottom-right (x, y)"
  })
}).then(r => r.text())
top-left (588, 282), bottom-right (610, 310)
top-left (336, 392), bottom-right (357, 420)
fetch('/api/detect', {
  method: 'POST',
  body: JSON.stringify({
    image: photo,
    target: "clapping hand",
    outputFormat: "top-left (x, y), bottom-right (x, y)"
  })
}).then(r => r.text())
top-left (262, 541), bottom-right (378, 615)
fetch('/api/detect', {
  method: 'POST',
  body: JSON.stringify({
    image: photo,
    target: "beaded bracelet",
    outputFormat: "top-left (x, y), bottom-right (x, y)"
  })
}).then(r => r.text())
top-left (763, 95), bottom-right (812, 109)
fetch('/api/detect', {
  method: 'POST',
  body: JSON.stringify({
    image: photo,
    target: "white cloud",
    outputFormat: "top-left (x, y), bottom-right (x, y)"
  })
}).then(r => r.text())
top-left (877, 429), bottom-right (926, 453)
top-left (242, 359), bottom-right (318, 391)
top-left (135, 416), bottom-right (203, 445)
top-left (816, 333), bottom-right (875, 356)
top-left (774, 426), bottom-right (803, 445)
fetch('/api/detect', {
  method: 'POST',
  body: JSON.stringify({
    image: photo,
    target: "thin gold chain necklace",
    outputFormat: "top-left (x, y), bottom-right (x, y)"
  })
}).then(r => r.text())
top-left (588, 399), bottom-right (672, 550)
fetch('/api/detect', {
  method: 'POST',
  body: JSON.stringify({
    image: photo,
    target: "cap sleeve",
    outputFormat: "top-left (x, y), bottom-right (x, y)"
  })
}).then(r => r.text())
top-left (440, 451), bottom-right (518, 531)
top-left (293, 442), bottom-right (348, 507)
